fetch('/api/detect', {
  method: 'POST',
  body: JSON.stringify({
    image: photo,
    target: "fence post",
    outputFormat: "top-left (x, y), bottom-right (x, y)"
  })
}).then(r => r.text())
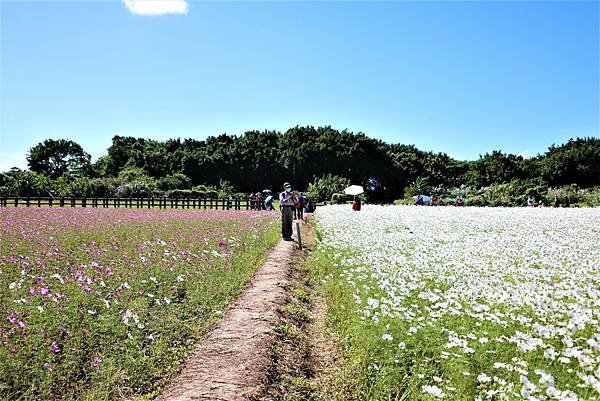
top-left (26, 197), bottom-right (30, 207)
top-left (60, 197), bottom-right (64, 207)
top-left (296, 222), bottom-right (302, 249)
top-left (37, 197), bottom-right (41, 207)
top-left (71, 197), bottom-right (75, 207)
top-left (49, 197), bottom-right (53, 208)
top-left (82, 197), bottom-right (87, 208)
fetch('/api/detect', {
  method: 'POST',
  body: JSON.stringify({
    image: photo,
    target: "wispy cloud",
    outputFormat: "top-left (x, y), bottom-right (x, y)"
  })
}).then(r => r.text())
top-left (123, 0), bottom-right (189, 16)
top-left (516, 150), bottom-right (530, 159)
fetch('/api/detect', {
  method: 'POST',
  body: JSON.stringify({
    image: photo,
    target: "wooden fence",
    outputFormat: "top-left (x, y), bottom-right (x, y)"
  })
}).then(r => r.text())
top-left (0, 197), bottom-right (264, 210)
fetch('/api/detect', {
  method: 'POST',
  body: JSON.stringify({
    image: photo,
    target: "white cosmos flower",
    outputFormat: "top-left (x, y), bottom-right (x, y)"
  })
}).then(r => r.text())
top-left (421, 384), bottom-right (444, 398)
top-left (315, 205), bottom-right (600, 397)
top-left (477, 373), bottom-right (492, 383)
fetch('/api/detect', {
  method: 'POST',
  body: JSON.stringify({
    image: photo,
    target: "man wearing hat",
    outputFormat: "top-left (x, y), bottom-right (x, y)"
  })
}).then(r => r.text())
top-left (279, 182), bottom-right (296, 241)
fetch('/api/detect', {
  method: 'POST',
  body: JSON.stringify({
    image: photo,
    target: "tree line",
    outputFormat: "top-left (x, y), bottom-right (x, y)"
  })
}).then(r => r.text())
top-left (1, 126), bottom-right (599, 205)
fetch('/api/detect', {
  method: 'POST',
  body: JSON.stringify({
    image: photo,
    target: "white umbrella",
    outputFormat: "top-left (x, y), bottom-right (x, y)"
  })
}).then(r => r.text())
top-left (344, 185), bottom-right (364, 196)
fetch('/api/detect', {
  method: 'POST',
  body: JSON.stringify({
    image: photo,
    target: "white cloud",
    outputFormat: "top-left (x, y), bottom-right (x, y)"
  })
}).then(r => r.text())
top-left (123, 0), bottom-right (189, 16)
top-left (516, 150), bottom-right (530, 159)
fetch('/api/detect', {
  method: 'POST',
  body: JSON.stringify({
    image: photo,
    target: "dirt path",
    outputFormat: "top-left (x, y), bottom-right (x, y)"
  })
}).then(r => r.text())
top-left (257, 218), bottom-right (345, 401)
top-left (156, 233), bottom-right (296, 401)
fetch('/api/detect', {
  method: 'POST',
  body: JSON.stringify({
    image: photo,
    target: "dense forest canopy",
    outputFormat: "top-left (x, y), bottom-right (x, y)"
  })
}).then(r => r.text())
top-left (1, 126), bottom-right (599, 205)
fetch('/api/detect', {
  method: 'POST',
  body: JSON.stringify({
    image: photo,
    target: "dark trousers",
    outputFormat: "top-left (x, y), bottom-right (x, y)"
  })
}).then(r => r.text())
top-left (281, 206), bottom-right (293, 239)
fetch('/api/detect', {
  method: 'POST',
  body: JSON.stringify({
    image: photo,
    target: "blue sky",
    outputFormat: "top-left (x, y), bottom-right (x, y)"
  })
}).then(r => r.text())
top-left (1, 0), bottom-right (598, 171)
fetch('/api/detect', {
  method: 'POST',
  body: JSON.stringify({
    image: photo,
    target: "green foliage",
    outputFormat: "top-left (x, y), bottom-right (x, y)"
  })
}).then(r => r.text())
top-left (540, 137), bottom-right (600, 187)
top-left (27, 139), bottom-right (91, 179)
top-left (216, 179), bottom-right (235, 198)
top-left (156, 173), bottom-right (192, 191)
top-left (3, 131), bottom-right (599, 202)
top-left (330, 193), bottom-right (348, 204)
top-left (0, 171), bottom-right (53, 197)
top-left (466, 151), bottom-right (526, 187)
top-left (306, 174), bottom-right (351, 203)
top-left (403, 177), bottom-right (431, 198)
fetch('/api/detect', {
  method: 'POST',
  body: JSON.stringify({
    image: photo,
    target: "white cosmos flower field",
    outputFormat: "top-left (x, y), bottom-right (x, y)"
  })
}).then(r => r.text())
top-left (314, 205), bottom-right (600, 401)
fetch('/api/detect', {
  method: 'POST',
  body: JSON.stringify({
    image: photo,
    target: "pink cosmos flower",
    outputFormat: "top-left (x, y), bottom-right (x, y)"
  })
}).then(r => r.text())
top-left (92, 356), bottom-right (102, 369)
top-left (50, 341), bottom-right (60, 353)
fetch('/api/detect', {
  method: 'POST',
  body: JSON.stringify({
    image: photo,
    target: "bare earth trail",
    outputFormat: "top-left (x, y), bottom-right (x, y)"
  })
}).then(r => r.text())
top-left (156, 230), bottom-right (297, 401)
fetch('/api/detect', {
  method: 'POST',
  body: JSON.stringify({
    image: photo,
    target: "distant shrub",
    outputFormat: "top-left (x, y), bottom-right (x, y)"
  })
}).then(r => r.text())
top-left (330, 193), bottom-right (348, 204)
top-left (156, 173), bottom-right (192, 191)
top-left (307, 174), bottom-right (351, 203)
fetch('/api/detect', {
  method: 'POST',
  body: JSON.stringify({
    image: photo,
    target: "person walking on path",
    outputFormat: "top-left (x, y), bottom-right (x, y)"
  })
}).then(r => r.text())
top-left (264, 194), bottom-right (274, 211)
top-left (294, 192), bottom-right (305, 220)
top-left (279, 182), bottom-right (297, 241)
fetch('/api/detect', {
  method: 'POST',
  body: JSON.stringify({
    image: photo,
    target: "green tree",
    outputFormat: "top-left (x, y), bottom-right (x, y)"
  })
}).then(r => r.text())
top-left (0, 171), bottom-right (53, 197)
top-left (540, 138), bottom-right (600, 187)
top-left (306, 174), bottom-right (351, 202)
top-left (467, 151), bottom-right (525, 187)
top-left (27, 139), bottom-right (91, 178)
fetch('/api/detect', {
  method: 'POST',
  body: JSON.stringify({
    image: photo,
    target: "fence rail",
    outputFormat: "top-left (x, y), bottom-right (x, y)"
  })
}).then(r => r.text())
top-left (0, 196), bottom-right (264, 210)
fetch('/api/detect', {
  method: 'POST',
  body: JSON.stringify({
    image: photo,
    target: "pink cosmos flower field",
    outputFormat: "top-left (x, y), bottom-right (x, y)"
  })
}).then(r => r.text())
top-left (0, 207), bottom-right (278, 400)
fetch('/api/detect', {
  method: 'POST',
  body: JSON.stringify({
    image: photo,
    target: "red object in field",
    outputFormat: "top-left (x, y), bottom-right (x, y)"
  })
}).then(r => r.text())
top-left (352, 201), bottom-right (361, 211)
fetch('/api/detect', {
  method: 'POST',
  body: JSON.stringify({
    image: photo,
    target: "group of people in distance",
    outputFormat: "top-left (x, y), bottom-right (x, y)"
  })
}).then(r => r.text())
top-left (248, 182), bottom-right (317, 242)
top-left (251, 188), bottom-right (314, 215)
top-left (414, 194), bottom-right (463, 206)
